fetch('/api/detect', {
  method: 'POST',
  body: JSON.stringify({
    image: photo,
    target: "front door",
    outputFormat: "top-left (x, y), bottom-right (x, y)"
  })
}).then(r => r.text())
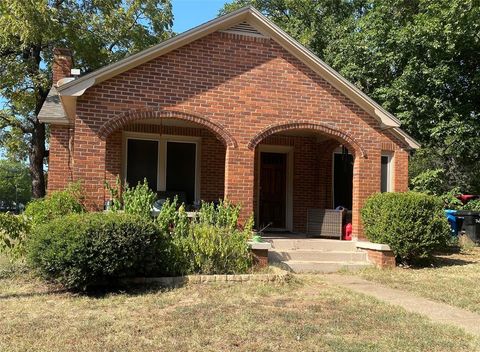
top-left (259, 152), bottom-right (287, 229)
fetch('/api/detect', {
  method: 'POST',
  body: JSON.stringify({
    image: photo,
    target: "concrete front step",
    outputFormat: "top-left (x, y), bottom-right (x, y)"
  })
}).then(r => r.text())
top-left (269, 250), bottom-right (367, 262)
top-left (279, 260), bottom-right (372, 273)
top-left (266, 238), bottom-right (357, 251)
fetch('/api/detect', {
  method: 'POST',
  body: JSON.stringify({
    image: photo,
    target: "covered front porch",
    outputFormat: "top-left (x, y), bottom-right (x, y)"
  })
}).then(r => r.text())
top-left (104, 117), bottom-right (378, 240)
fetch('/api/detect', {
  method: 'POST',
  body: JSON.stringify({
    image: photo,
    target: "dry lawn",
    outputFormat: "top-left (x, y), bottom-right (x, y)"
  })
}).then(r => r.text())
top-left (0, 260), bottom-right (479, 352)
top-left (357, 247), bottom-right (480, 314)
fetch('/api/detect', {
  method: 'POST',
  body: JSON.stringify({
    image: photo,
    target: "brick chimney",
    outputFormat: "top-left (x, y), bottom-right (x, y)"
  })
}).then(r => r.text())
top-left (52, 48), bottom-right (73, 86)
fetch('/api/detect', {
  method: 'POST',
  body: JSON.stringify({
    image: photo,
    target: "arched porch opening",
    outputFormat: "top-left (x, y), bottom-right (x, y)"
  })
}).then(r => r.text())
top-left (249, 122), bottom-right (365, 238)
top-left (102, 109), bottom-right (235, 208)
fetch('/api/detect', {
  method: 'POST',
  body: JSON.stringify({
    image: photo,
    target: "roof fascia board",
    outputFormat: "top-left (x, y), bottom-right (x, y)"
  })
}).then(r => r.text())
top-left (391, 128), bottom-right (421, 149)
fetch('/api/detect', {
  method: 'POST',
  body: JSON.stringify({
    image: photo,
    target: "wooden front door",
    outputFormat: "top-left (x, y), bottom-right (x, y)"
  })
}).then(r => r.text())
top-left (259, 152), bottom-right (287, 229)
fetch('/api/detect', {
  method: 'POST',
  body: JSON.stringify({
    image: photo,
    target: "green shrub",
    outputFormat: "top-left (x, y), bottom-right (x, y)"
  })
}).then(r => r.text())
top-left (0, 213), bottom-right (30, 260)
top-left (24, 184), bottom-right (84, 226)
top-left (198, 199), bottom-right (240, 231)
top-left (122, 179), bottom-right (156, 218)
top-left (105, 178), bottom-right (156, 218)
top-left (463, 199), bottom-right (480, 211)
top-left (156, 198), bottom-right (252, 275)
top-left (361, 192), bottom-right (450, 263)
top-left (28, 212), bottom-right (168, 290)
top-left (180, 223), bottom-right (251, 275)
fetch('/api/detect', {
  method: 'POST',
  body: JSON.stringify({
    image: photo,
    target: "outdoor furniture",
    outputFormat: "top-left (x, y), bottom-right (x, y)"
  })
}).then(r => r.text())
top-left (307, 209), bottom-right (343, 239)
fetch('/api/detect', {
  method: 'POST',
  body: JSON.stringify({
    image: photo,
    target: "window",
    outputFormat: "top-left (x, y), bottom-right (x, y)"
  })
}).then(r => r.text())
top-left (124, 134), bottom-right (200, 203)
top-left (166, 141), bottom-right (196, 204)
top-left (381, 154), bottom-right (392, 192)
top-left (126, 139), bottom-right (158, 190)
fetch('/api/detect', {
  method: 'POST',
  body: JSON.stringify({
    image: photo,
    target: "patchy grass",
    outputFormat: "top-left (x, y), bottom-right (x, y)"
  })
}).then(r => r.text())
top-left (0, 261), bottom-right (478, 351)
top-left (357, 247), bottom-right (480, 314)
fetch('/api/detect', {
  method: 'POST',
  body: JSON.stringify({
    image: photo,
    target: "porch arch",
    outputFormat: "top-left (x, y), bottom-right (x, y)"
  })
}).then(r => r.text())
top-left (247, 121), bottom-right (367, 158)
top-left (98, 109), bottom-right (237, 148)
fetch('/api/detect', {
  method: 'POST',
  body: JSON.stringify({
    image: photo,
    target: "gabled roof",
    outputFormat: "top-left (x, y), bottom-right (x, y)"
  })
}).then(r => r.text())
top-left (46, 6), bottom-right (420, 148)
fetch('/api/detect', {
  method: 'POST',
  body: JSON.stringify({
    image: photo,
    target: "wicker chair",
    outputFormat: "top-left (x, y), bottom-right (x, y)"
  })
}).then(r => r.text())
top-left (307, 209), bottom-right (343, 239)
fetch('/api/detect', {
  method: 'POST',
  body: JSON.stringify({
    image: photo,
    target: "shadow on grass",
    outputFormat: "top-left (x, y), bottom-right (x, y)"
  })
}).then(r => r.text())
top-left (0, 280), bottom-right (184, 300)
top-left (0, 288), bottom-right (70, 300)
top-left (404, 247), bottom-right (477, 269)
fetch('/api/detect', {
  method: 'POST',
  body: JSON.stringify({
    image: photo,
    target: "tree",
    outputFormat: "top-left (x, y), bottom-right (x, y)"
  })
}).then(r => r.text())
top-left (0, 0), bottom-right (173, 198)
top-left (223, 0), bottom-right (480, 193)
top-left (0, 159), bottom-right (32, 210)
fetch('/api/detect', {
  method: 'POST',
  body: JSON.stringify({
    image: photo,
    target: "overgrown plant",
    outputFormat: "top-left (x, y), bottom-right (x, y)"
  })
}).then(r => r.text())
top-left (104, 176), bottom-right (123, 211)
top-left (104, 178), bottom-right (156, 218)
top-left (0, 213), bottom-right (30, 261)
top-left (157, 198), bottom-right (252, 275)
top-left (122, 179), bottom-right (157, 218)
top-left (23, 183), bottom-right (85, 227)
top-left (197, 199), bottom-right (240, 230)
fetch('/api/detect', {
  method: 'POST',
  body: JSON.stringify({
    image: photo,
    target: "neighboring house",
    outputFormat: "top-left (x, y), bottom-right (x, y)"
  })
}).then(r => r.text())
top-left (38, 6), bottom-right (419, 239)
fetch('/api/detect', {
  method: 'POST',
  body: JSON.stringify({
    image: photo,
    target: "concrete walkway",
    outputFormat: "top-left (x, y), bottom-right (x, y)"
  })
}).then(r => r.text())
top-left (325, 274), bottom-right (480, 337)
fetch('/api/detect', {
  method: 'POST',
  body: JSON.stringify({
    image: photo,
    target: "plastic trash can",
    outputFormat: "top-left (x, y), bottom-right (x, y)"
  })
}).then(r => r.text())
top-left (444, 209), bottom-right (459, 236)
top-left (455, 210), bottom-right (480, 243)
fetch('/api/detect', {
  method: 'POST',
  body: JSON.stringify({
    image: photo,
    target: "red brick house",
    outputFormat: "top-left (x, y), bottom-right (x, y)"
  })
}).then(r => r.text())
top-left (38, 6), bottom-right (419, 240)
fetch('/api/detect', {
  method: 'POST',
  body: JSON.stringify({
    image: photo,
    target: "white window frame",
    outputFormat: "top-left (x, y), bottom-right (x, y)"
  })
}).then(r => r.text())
top-left (122, 132), bottom-right (201, 202)
top-left (381, 152), bottom-right (394, 193)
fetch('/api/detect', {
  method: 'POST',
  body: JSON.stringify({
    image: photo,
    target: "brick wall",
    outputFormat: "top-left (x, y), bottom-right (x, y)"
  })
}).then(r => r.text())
top-left (47, 125), bottom-right (72, 192)
top-left (49, 31), bottom-right (410, 238)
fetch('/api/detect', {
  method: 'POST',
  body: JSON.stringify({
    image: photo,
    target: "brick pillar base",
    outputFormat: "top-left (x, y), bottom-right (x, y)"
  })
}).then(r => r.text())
top-left (251, 248), bottom-right (269, 268)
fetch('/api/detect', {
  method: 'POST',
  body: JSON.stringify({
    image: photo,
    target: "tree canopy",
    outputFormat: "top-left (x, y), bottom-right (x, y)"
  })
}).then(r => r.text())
top-left (0, 159), bottom-right (31, 210)
top-left (0, 0), bottom-right (173, 197)
top-left (223, 0), bottom-right (480, 193)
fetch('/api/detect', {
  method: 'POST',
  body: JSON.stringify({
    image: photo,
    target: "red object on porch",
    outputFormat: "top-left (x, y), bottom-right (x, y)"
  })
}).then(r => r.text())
top-left (343, 223), bottom-right (352, 241)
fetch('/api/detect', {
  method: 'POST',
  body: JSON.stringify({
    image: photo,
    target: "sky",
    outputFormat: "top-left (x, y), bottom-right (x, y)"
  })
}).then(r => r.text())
top-left (172, 0), bottom-right (230, 33)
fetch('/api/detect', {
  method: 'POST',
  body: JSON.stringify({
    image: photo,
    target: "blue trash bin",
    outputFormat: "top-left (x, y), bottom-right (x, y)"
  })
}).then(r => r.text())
top-left (445, 209), bottom-right (459, 236)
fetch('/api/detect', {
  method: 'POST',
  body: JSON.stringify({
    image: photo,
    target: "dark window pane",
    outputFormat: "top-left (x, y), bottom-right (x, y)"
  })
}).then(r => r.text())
top-left (381, 156), bottom-right (389, 193)
top-left (333, 153), bottom-right (353, 209)
top-left (126, 139), bottom-right (158, 190)
top-left (166, 142), bottom-right (196, 204)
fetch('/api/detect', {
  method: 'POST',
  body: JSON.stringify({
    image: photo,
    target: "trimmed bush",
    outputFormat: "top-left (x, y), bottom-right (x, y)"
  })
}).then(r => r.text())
top-left (28, 212), bottom-right (168, 290)
top-left (361, 192), bottom-right (450, 263)
top-left (24, 184), bottom-right (84, 227)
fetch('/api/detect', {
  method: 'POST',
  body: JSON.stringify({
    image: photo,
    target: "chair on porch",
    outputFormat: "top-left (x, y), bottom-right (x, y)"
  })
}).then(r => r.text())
top-left (307, 209), bottom-right (343, 239)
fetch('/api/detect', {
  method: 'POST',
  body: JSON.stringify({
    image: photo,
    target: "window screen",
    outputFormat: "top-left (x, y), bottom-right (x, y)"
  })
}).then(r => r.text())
top-left (126, 139), bottom-right (158, 190)
top-left (166, 142), bottom-right (196, 204)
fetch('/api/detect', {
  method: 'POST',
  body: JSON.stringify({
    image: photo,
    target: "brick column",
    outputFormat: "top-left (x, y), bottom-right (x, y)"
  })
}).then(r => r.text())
top-left (47, 125), bottom-right (73, 193)
top-left (393, 149), bottom-right (409, 192)
top-left (352, 149), bottom-right (381, 240)
top-left (224, 146), bottom-right (255, 225)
